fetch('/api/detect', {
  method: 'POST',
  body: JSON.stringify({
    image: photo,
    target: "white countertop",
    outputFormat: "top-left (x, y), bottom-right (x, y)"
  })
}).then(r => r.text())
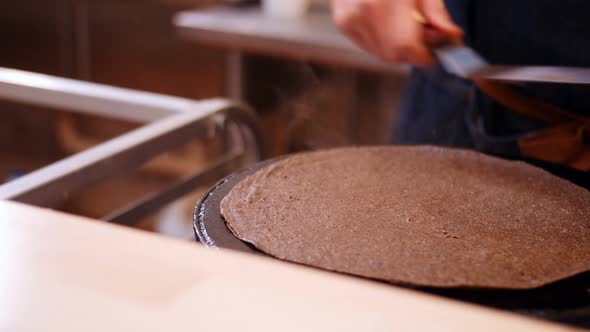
top-left (0, 201), bottom-right (579, 331)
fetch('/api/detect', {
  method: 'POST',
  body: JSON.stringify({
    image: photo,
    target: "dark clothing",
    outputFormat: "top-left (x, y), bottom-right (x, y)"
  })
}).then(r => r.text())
top-left (394, 0), bottom-right (590, 188)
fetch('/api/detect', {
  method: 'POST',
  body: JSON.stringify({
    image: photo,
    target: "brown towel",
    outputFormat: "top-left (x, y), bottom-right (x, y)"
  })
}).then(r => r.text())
top-left (519, 121), bottom-right (590, 170)
top-left (475, 79), bottom-right (590, 171)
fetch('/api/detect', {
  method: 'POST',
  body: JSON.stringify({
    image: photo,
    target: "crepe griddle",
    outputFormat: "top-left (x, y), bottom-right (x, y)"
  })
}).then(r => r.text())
top-left (194, 160), bottom-right (590, 328)
top-left (195, 159), bottom-right (276, 253)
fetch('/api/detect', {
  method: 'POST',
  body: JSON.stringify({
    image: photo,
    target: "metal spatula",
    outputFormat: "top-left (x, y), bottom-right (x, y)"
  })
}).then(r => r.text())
top-left (411, 10), bottom-right (590, 85)
top-left (435, 45), bottom-right (590, 85)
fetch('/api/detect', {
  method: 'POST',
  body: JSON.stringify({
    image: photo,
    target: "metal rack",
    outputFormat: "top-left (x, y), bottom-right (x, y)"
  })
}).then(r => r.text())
top-left (0, 67), bottom-right (266, 226)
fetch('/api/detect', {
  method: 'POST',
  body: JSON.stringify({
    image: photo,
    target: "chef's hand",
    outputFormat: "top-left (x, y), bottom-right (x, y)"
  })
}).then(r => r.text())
top-left (331, 0), bottom-right (463, 67)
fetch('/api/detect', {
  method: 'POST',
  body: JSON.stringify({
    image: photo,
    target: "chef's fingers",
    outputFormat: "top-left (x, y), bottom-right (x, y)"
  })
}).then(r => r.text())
top-left (424, 26), bottom-right (453, 47)
top-left (332, 1), bottom-right (382, 55)
top-left (333, 0), bottom-right (435, 66)
top-left (348, 26), bottom-right (382, 56)
top-left (418, 0), bottom-right (463, 37)
top-left (381, 0), bottom-right (435, 66)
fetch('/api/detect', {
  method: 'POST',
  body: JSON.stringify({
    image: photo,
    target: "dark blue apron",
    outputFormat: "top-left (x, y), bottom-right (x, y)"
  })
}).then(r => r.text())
top-left (394, 0), bottom-right (590, 188)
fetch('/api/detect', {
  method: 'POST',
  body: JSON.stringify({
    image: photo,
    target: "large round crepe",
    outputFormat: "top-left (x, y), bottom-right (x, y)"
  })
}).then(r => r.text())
top-left (221, 146), bottom-right (590, 289)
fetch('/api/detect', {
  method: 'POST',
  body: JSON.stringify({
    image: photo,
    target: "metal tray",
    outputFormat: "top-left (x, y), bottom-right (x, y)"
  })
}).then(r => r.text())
top-left (194, 160), bottom-right (590, 328)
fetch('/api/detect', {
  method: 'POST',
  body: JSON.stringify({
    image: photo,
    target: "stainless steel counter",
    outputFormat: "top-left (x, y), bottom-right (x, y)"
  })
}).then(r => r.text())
top-left (174, 6), bottom-right (408, 74)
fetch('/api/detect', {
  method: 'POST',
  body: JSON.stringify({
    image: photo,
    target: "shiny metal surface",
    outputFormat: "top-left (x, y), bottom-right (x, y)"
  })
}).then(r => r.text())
top-left (174, 6), bottom-right (409, 74)
top-left (0, 67), bottom-right (199, 123)
top-left (106, 149), bottom-right (245, 226)
top-left (436, 46), bottom-right (590, 85)
top-left (474, 66), bottom-right (590, 85)
top-left (0, 68), bottom-right (266, 222)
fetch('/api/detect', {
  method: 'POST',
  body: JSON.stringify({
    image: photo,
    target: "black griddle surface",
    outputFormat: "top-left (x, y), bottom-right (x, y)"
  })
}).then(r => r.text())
top-left (194, 160), bottom-right (590, 328)
top-left (195, 159), bottom-right (276, 253)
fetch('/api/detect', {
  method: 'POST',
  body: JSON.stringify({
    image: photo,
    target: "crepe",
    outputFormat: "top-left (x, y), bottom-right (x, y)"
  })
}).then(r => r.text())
top-left (221, 146), bottom-right (590, 289)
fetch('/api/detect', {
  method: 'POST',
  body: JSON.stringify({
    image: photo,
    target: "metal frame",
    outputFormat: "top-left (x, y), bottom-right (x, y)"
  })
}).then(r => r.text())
top-left (0, 67), bottom-right (265, 223)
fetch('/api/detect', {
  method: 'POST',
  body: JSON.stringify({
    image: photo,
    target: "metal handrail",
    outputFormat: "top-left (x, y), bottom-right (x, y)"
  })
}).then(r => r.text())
top-left (0, 67), bottom-right (266, 220)
top-left (0, 67), bottom-right (194, 122)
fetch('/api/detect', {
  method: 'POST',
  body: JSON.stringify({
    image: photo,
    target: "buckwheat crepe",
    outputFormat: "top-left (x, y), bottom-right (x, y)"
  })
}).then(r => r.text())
top-left (221, 146), bottom-right (590, 289)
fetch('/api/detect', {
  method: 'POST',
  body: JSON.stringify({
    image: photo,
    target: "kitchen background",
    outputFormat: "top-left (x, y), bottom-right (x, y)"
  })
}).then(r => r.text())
top-left (0, 0), bottom-right (406, 239)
